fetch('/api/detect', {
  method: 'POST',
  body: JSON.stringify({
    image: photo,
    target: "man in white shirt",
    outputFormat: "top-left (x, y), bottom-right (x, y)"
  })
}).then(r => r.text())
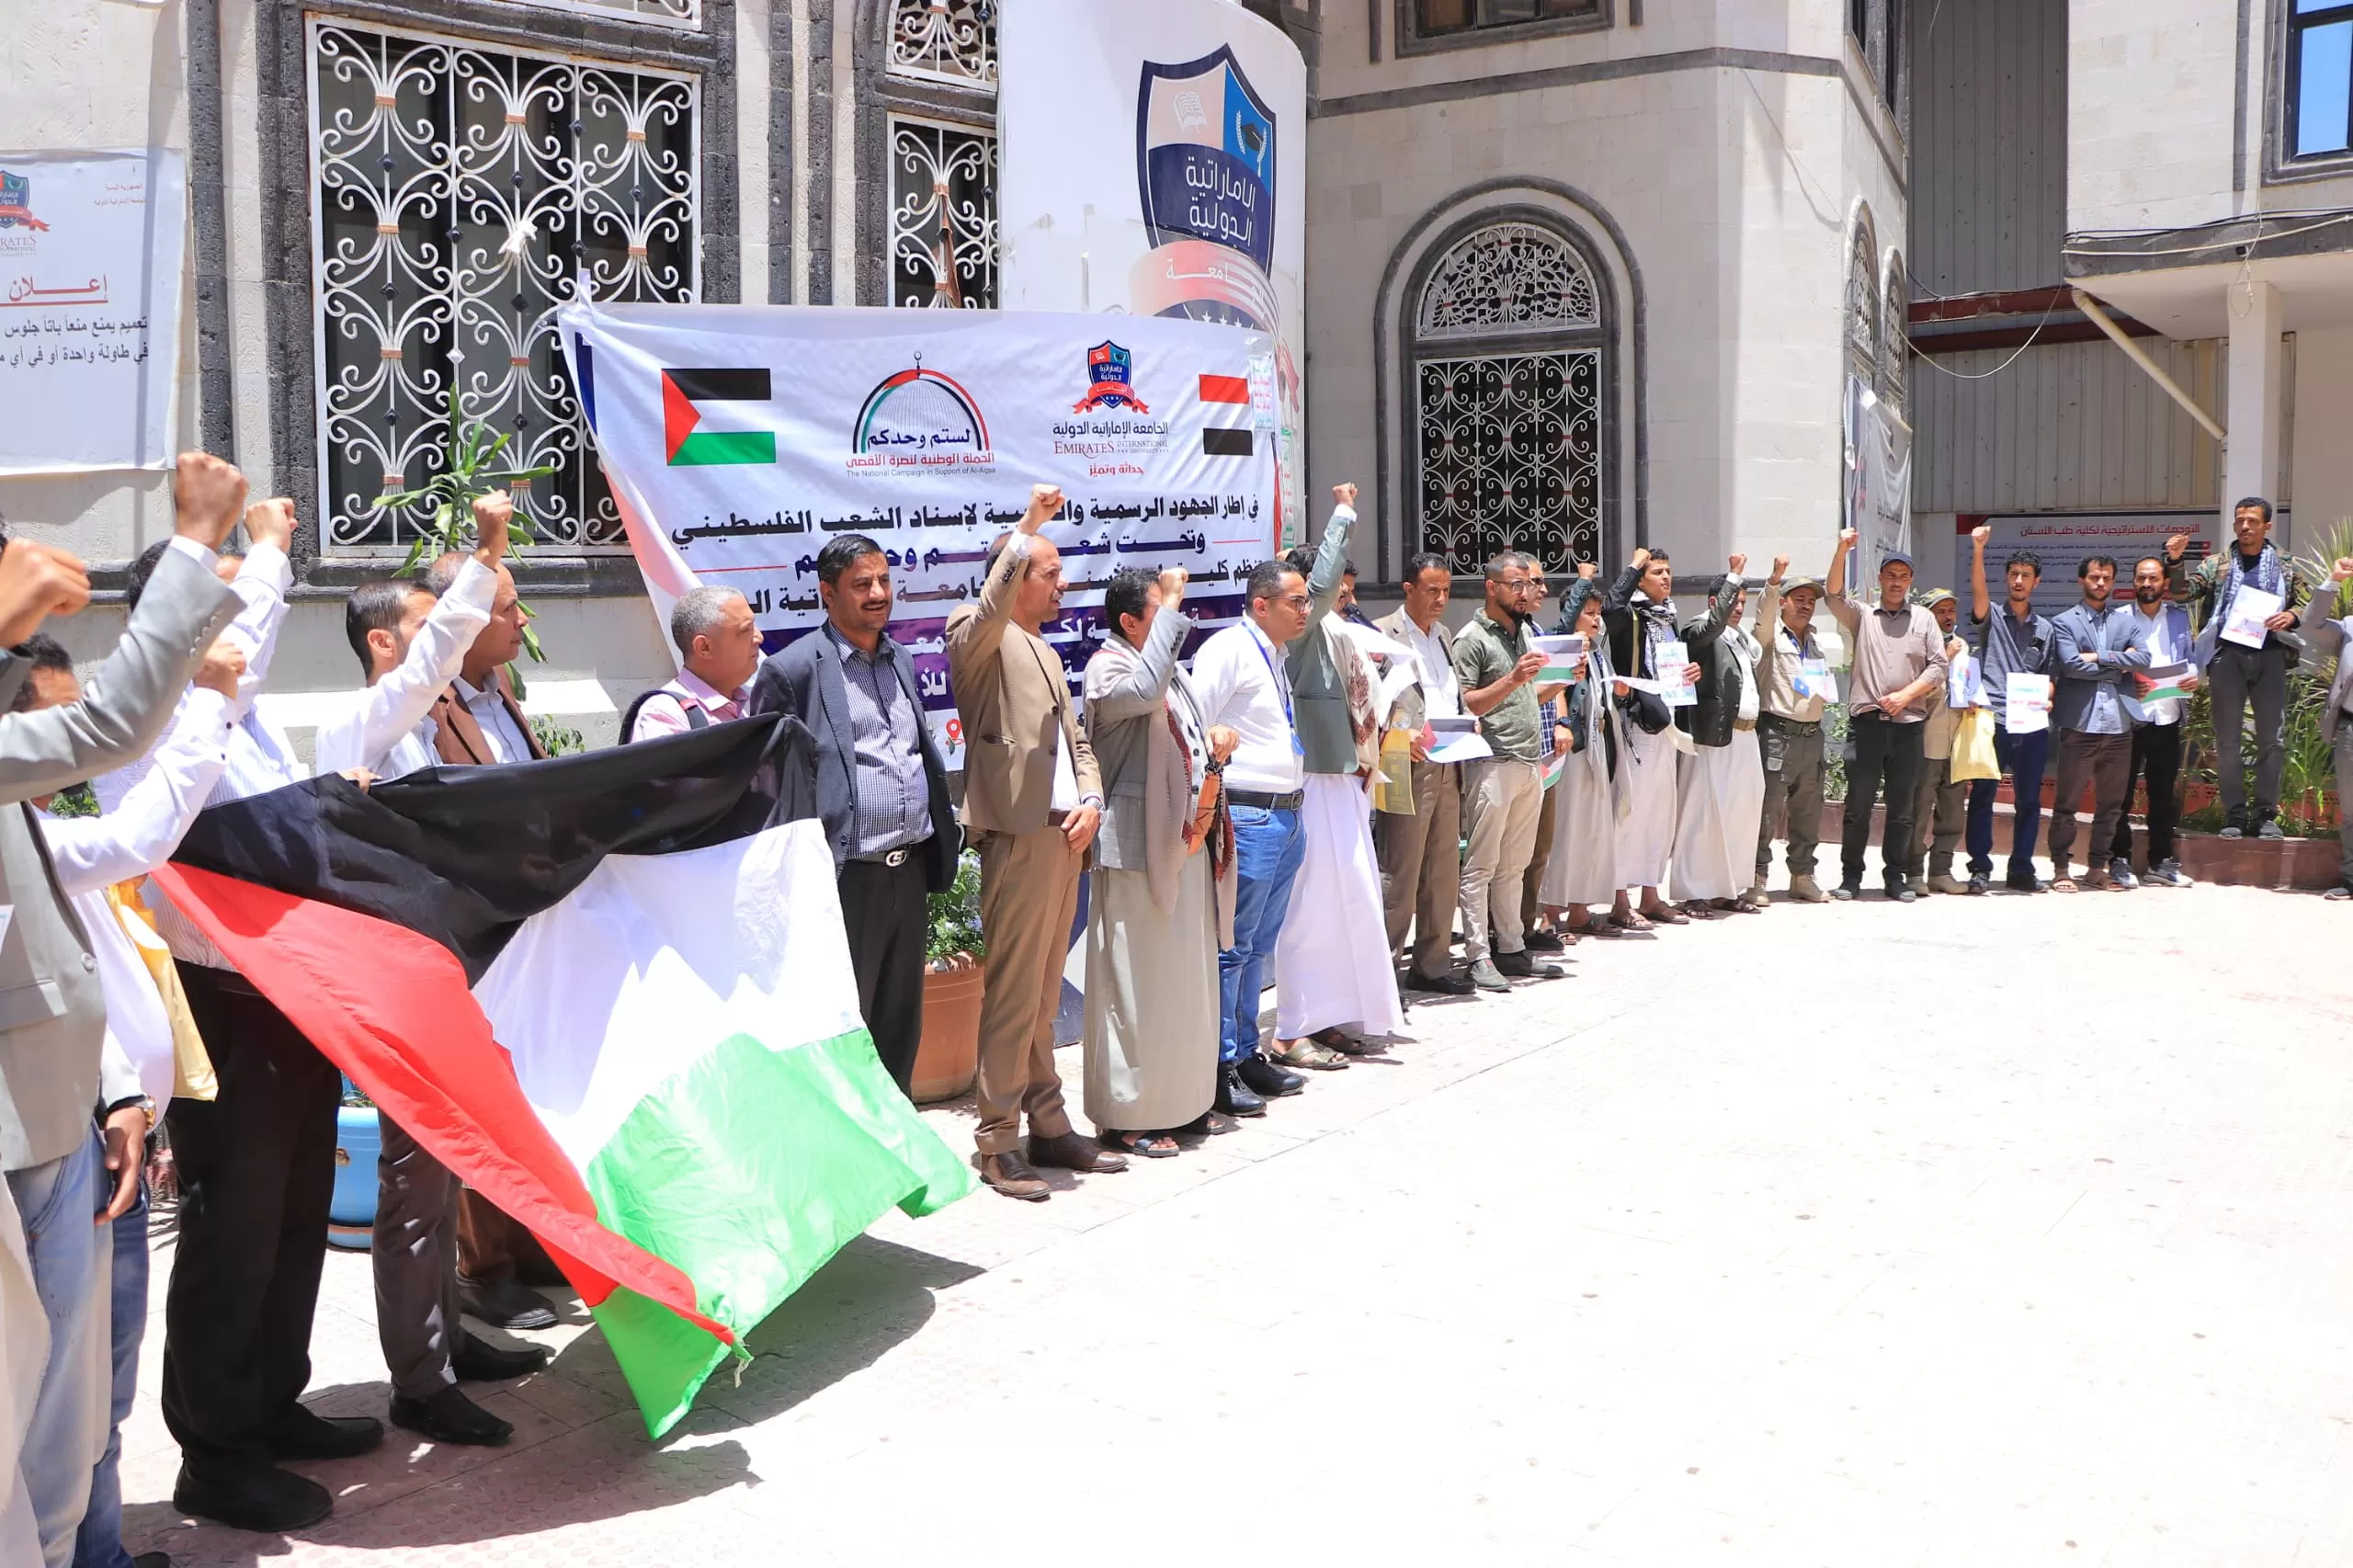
top-left (1189, 557), bottom-right (1316, 1117)
top-left (311, 502), bottom-right (550, 1449)
top-left (1373, 552), bottom-right (1471, 994)
top-left (2111, 554), bottom-right (2200, 889)
top-left (311, 500), bottom-right (508, 778)
top-left (19, 631), bottom-right (239, 1568)
top-left (625, 586), bottom-right (759, 740)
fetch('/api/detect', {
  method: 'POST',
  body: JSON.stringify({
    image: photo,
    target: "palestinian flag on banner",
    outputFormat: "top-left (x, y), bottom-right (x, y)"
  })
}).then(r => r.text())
top-left (150, 717), bottom-right (972, 1438)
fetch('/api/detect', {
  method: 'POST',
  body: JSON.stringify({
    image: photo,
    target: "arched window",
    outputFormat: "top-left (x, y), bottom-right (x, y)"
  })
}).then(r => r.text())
top-left (1409, 218), bottom-right (1608, 574)
top-left (1878, 248), bottom-right (1907, 411)
top-left (1847, 205), bottom-right (1881, 383)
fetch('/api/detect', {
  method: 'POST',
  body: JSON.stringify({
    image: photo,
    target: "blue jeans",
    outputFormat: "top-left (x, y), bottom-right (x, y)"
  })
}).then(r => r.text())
top-left (72, 1179), bottom-right (147, 1568)
top-left (7, 1130), bottom-right (107, 1568)
top-left (1218, 804), bottom-right (1304, 1063)
top-left (1965, 723), bottom-right (2050, 880)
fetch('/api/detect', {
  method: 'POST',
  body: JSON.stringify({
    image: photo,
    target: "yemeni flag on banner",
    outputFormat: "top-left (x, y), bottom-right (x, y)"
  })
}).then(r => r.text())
top-left (151, 718), bottom-right (972, 1437)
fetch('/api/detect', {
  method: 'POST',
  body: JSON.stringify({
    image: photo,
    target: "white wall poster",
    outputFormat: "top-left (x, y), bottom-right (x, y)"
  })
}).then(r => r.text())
top-left (0, 148), bottom-right (187, 475)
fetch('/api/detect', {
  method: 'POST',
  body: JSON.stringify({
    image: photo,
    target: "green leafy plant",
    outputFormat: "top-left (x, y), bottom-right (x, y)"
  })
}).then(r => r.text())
top-left (925, 849), bottom-right (984, 967)
top-left (370, 381), bottom-right (554, 659)
top-left (48, 782), bottom-right (97, 819)
top-left (529, 713), bottom-right (585, 757)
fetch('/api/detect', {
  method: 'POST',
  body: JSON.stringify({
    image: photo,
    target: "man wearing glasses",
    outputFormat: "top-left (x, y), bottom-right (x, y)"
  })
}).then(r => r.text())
top-left (1451, 552), bottom-right (1567, 991)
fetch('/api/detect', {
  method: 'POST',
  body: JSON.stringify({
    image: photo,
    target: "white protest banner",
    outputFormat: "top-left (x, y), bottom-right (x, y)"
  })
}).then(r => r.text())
top-left (999, 0), bottom-right (1305, 551)
top-left (560, 302), bottom-right (1276, 765)
top-left (1948, 512), bottom-right (2227, 622)
top-left (1843, 377), bottom-right (1912, 593)
top-left (0, 149), bottom-right (186, 474)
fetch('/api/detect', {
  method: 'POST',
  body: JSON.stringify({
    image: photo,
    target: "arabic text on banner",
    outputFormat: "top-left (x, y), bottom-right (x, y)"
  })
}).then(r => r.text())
top-left (560, 302), bottom-right (1278, 767)
top-left (0, 148), bottom-right (187, 476)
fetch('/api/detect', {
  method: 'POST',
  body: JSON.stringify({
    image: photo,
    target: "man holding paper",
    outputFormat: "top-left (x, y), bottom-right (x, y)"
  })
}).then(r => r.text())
top-left (1962, 524), bottom-right (2058, 895)
top-left (1452, 553), bottom-right (1565, 989)
top-left (2110, 555), bottom-right (2199, 888)
top-left (2164, 498), bottom-right (2305, 839)
top-left (1602, 545), bottom-right (1703, 926)
top-left (1753, 573), bottom-right (1834, 903)
top-left (1901, 589), bottom-right (1973, 895)
top-left (1374, 554), bottom-right (1472, 994)
top-left (2295, 556), bottom-right (2353, 899)
top-left (1824, 530), bottom-right (1949, 902)
top-left (2047, 555), bottom-right (2152, 892)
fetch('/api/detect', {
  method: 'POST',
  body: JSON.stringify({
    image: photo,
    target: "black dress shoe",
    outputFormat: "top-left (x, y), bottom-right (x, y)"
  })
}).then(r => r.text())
top-left (391, 1385), bottom-right (514, 1447)
top-left (1521, 927), bottom-right (1566, 952)
top-left (1026, 1131), bottom-right (1130, 1174)
top-left (174, 1464), bottom-right (332, 1532)
top-left (1404, 969), bottom-right (1475, 995)
top-left (1236, 1052), bottom-right (1303, 1098)
top-left (453, 1330), bottom-right (551, 1382)
top-left (266, 1403), bottom-right (384, 1462)
top-left (1214, 1064), bottom-right (1266, 1118)
top-left (460, 1272), bottom-right (558, 1331)
top-left (979, 1150), bottom-right (1051, 1199)
top-left (1494, 949), bottom-right (1563, 979)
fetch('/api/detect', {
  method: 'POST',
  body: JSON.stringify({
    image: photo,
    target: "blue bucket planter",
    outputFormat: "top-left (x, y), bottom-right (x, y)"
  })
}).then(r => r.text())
top-left (329, 1087), bottom-right (379, 1251)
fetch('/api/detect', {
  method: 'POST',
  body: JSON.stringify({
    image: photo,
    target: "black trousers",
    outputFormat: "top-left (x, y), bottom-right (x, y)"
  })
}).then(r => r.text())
top-left (2111, 721), bottom-right (2184, 865)
top-left (839, 852), bottom-right (931, 1096)
top-left (1841, 713), bottom-right (1925, 889)
top-left (162, 963), bottom-right (342, 1479)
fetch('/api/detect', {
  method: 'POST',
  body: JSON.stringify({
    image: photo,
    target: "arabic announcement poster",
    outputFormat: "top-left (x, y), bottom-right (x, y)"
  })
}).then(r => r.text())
top-left (561, 301), bottom-right (1278, 766)
top-left (997, 0), bottom-right (1305, 552)
top-left (1949, 512), bottom-right (2226, 621)
top-left (0, 149), bottom-right (187, 475)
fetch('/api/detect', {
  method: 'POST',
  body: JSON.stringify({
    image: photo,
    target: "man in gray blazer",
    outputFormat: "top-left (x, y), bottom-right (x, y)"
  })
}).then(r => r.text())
top-left (746, 532), bottom-right (959, 1096)
top-left (1374, 552), bottom-right (1471, 994)
top-left (1, 450), bottom-right (244, 1568)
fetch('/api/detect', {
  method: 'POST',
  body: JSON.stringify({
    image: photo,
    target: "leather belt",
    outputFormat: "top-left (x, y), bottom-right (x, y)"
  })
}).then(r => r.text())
top-left (1227, 789), bottom-right (1304, 811)
top-left (1757, 712), bottom-right (1819, 730)
top-left (857, 846), bottom-right (915, 868)
top-left (1733, 718), bottom-right (1757, 733)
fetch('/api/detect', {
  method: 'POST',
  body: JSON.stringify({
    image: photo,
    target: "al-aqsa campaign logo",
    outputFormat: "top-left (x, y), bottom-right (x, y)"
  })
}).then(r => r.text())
top-left (849, 355), bottom-right (994, 472)
top-left (0, 171), bottom-right (51, 233)
top-left (1073, 341), bottom-right (1149, 414)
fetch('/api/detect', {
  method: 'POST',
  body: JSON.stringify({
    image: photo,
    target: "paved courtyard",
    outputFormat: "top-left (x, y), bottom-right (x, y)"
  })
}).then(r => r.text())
top-left (122, 874), bottom-right (2353, 1567)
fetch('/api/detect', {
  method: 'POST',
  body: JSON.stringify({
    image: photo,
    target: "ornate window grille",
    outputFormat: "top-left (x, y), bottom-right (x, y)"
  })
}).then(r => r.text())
top-left (308, 19), bottom-right (699, 557)
top-left (886, 0), bottom-right (996, 88)
top-left (1410, 222), bottom-right (1607, 574)
top-left (887, 116), bottom-right (997, 309)
top-left (1878, 250), bottom-right (1907, 411)
top-left (1846, 209), bottom-right (1881, 381)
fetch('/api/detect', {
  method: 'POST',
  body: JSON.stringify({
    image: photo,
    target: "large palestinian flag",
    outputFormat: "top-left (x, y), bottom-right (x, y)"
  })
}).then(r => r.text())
top-left (153, 716), bottom-right (972, 1437)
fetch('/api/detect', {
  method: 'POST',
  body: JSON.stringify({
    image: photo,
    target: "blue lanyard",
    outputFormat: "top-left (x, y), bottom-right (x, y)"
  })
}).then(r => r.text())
top-left (1252, 630), bottom-right (1305, 756)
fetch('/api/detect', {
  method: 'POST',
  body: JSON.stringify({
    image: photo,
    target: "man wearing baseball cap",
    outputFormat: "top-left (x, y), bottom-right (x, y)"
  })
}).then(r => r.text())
top-left (1751, 568), bottom-right (1833, 902)
top-left (1823, 530), bottom-right (1949, 902)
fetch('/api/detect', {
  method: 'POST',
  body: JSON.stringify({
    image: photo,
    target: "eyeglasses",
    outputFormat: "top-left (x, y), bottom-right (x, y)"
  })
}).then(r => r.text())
top-left (1275, 593), bottom-right (1311, 610)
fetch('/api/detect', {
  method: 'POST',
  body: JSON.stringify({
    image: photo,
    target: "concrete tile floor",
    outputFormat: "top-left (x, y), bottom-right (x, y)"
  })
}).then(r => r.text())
top-left (118, 868), bottom-right (2353, 1566)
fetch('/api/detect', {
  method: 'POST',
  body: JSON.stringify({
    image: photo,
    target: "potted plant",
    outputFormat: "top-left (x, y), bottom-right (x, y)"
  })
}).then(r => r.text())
top-left (913, 849), bottom-right (985, 1104)
top-left (329, 1076), bottom-right (379, 1250)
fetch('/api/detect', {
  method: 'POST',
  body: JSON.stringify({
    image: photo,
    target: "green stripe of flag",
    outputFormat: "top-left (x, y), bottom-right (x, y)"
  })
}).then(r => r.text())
top-left (669, 430), bottom-right (776, 467)
top-left (583, 1027), bottom-right (974, 1436)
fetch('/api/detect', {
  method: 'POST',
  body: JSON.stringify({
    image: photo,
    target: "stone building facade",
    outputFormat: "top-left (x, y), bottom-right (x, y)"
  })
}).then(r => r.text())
top-left (2, 0), bottom-right (1905, 739)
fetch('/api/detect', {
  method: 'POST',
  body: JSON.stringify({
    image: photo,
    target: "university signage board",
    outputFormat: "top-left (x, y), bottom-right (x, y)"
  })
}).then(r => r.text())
top-left (563, 301), bottom-right (1277, 765)
top-left (998, 0), bottom-right (1306, 551)
top-left (0, 148), bottom-right (187, 475)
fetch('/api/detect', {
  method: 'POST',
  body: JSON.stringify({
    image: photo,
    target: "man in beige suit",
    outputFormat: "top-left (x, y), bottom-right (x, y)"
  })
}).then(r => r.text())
top-left (1374, 551), bottom-right (1473, 995)
top-left (947, 484), bottom-right (1128, 1199)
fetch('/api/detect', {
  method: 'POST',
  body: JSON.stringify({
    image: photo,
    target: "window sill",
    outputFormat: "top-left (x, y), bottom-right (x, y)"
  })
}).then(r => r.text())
top-left (1392, 4), bottom-right (1612, 59)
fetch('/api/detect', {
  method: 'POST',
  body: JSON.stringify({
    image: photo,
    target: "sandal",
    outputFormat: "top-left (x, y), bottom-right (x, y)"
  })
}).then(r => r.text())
top-left (1580, 916), bottom-right (1624, 937)
top-left (1311, 1027), bottom-right (1382, 1056)
top-left (2051, 877), bottom-right (2079, 893)
top-left (1180, 1110), bottom-right (1237, 1137)
top-left (1272, 1039), bottom-right (1349, 1071)
top-left (1608, 909), bottom-right (1653, 931)
top-left (1641, 904), bottom-right (1690, 926)
top-left (1109, 1131), bottom-right (1181, 1158)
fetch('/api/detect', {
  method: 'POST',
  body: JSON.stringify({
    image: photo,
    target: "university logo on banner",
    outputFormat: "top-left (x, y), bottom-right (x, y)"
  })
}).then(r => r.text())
top-left (1074, 341), bottom-right (1148, 413)
top-left (0, 170), bottom-right (50, 233)
top-left (1135, 47), bottom-right (1279, 331)
top-left (663, 368), bottom-right (775, 467)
